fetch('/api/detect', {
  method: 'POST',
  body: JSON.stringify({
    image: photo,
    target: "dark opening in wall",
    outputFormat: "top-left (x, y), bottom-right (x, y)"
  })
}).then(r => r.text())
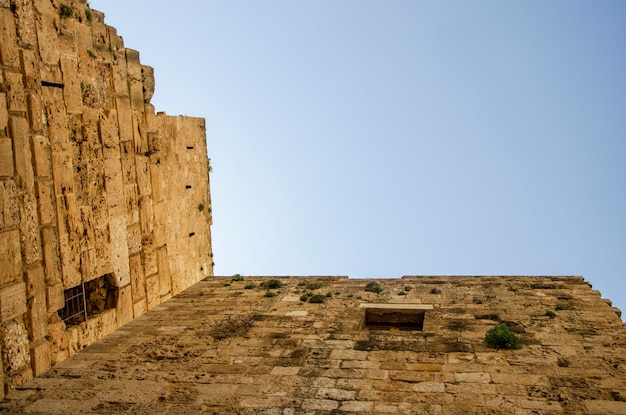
top-left (189, 232), bottom-right (195, 237)
top-left (58, 274), bottom-right (119, 327)
top-left (41, 80), bottom-right (64, 88)
top-left (360, 304), bottom-right (432, 331)
top-left (186, 146), bottom-right (194, 150)
top-left (185, 185), bottom-right (192, 189)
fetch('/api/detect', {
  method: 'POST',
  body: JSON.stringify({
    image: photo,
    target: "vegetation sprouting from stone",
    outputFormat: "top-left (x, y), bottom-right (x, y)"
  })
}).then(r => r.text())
top-left (308, 294), bottom-right (325, 303)
top-left (85, 8), bottom-right (93, 23)
top-left (305, 281), bottom-right (324, 290)
top-left (485, 325), bottom-right (522, 349)
top-left (545, 310), bottom-right (557, 318)
top-left (59, 5), bottom-right (73, 18)
top-left (264, 291), bottom-right (277, 298)
top-left (244, 283), bottom-right (257, 290)
top-left (231, 274), bottom-right (244, 282)
top-left (260, 279), bottom-right (283, 289)
top-left (364, 281), bottom-right (382, 294)
top-left (430, 287), bottom-right (442, 294)
top-left (198, 203), bottom-right (205, 212)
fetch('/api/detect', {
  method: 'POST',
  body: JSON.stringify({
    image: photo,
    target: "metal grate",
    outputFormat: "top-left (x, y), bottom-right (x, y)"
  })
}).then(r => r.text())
top-left (59, 283), bottom-right (87, 326)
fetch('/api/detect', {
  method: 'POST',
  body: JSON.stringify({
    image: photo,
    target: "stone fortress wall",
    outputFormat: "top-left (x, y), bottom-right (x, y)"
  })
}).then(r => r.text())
top-left (0, 0), bottom-right (213, 397)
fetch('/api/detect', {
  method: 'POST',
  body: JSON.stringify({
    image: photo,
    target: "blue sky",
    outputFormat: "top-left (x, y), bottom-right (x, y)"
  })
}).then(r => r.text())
top-left (91, 1), bottom-right (626, 318)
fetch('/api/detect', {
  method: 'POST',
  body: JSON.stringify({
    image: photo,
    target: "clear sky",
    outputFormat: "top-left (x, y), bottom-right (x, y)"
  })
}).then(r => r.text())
top-left (90, 1), bottom-right (626, 318)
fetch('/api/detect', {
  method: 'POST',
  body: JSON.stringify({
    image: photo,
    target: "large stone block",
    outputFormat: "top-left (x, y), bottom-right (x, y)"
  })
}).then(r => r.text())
top-left (115, 97), bottom-right (133, 141)
top-left (60, 55), bottom-right (82, 114)
top-left (0, 8), bottom-right (20, 67)
top-left (32, 135), bottom-right (52, 178)
top-left (156, 246), bottom-right (171, 297)
top-left (109, 216), bottom-right (130, 287)
top-left (20, 49), bottom-right (39, 91)
top-left (19, 193), bottom-right (42, 266)
top-left (9, 116), bottom-right (34, 191)
top-left (138, 195), bottom-right (154, 238)
top-left (0, 93), bottom-right (9, 136)
top-left (116, 284), bottom-right (133, 327)
top-left (41, 226), bottom-right (61, 284)
top-left (35, 180), bottom-right (55, 225)
top-left (0, 319), bottom-right (31, 377)
top-left (5, 72), bottom-right (26, 113)
top-left (128, 253), bottom-right (145, 302)
top-left (0, 230), bottom-right (22, 287)
top-left (0, 180), bottom-right (19, 230)
top-left (103, 157), bottom-right (123, 195)
top-left (145, 274), bottom-right (159, 309)
top-left (0, 283), bottom-right (27, 323)
top-left (46, 280), bottom-right (64, 314)
top-left (27, 93), bottom-right (44, 133)
top-left (29, 339), bottom-right (51, 377)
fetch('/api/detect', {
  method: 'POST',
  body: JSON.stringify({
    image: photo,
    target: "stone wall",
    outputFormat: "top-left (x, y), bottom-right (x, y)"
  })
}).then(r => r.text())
top-left (0, 0), bottom-right (212, 397)
top-left (1, 275), bottom-right (624, 413)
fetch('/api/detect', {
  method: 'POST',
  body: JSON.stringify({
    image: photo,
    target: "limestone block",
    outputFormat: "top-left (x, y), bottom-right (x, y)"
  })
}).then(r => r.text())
top-left (138, 196), bottom-right (154, 238)
top-left (46, 280), bottom-right (64, 314)
top-left (126, 222), bottom-right (141, 255)
top-left (58, 233), bottom-right (80, 289)
top-left (93, 225), bottom-right (112, 277)
top-left (18, 193), bottom-right (42, 265)
top-left (129, 80), bottom-right (145, 113)
top-left (152, 201), bottom-right (166, 246)
top-left (156, 246), bottom-right (171, 297)
top-left (0, 180), bottom-right (19, 230)
top-left (149, 164), bottom-right (163, 202)
top-left (32, 135), bottom-right (52, 178)
top-left (135, 155), bottom-right (151, 196)
top-left (141, 65), bottom-right (155, 102)
top-left (29, 339), bottom-right (51, 377)
top-left (0, 319), bottom-right (31, 378)
top-left (0, 283), bottom-right (27, 323)
top-left (0, 138), bottom-right (14, 180)
top-left (125, 49), bottom-right (142, 81)
top-left (60, 55), bottom-right (82, 114)
top-left (142, 245), bottom-right (157, 277)
top-left (99, 110), bottom-right (120, 159)
top-left (36, 180), bottom-right (55, 225)
top-left (116, 284), bottom-right (133, 327)
top-left (128, 254), bottom-right (145, 301)
top-left (0, 230), bottom-right (21, 287)
top-left (57, 28), bottom-right (77, 57)
top-left (109, 215), bottom-right (130, 287)
top-left (80, 249), bottom-right (94, 282)
top-left (79, 206), bottom-right (95, 250)
top-left (115, 97), bottom-right (133, 141)
top-left (103, 157), bottom-right (123, 195)
top-left (36, 16), bottom-right (60, 65)
top-left (124, 183), bottom-right (139, 224)
top-left (0, 93), bottom-right (8, 132)
top-left (0, 8), bottom-right (19, 67)
top-left (41, 227), bottom-right (61, 284)
top-left (132, 298), bottom-right (146, 319)
top-left (9, 116), bottom-right (34, 191)
top-left (5, 72), bottom-right (27, 112)
top-left (26, 290), bottom-right (48, 341)
top-left (107, 192), bottom-right (125, 217)
top-left (12, 0), bottom-right (37, 48)
top-left (50, 150), bottom-right (74, 196)
top-left (20, 49), bottom-right (39, 91)
top-left (120, 141), bottom-right (137, 182)
top-left (145, 274), bottom-right (159, 309)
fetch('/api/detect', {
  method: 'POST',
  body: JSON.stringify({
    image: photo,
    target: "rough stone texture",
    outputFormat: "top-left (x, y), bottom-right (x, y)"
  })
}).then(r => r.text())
top-left (0, 276), bottom-right (624, 413)
top-left (0, 0), bottom-right (212, 396)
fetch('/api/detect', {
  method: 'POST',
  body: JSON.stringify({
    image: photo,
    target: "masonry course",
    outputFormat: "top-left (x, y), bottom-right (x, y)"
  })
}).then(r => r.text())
top-left (0, 0), bottom-right (212, 397)
top-left (0, 275), bottom-right (625, 414)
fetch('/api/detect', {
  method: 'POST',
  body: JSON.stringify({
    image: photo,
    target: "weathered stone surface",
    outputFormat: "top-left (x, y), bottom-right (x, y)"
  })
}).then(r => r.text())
top-left (3, 276), bottom-right (622, 412)
top-left (0, 283), bottom-right (27, 323)
top-left (1, 2), bottom-right (213, 395)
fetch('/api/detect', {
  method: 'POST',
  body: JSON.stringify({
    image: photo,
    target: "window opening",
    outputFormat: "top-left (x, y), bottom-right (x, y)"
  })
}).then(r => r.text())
top-left (185, 185), bottom-right (192, 189)
top-left (189, 232), bottom-right (195, 237)
top-left (41, 80), bottom-right (64, 88)
top-left (58, 274), bottom-right (118, 327)
top-left (360, 304), bottom-right (432, 331)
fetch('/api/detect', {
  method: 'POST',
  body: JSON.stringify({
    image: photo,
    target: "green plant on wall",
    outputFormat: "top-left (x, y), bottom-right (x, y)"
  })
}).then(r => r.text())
top-left (364, 281), bottom-right (382, 294)
top-left (60, 4), bottom-right (73, 18)
top-left (485, 325), bottom-right (522, 349)
top-left (198, 203), bottom-right (205, 212)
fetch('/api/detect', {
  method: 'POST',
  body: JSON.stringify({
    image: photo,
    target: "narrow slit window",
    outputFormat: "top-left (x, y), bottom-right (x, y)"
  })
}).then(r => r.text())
top-left (360, 304), bottom-right (432, 331)
top-left (186, 185), bottom-right (192, 189)
top-left (189, 232), bottom-right (195, 237)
